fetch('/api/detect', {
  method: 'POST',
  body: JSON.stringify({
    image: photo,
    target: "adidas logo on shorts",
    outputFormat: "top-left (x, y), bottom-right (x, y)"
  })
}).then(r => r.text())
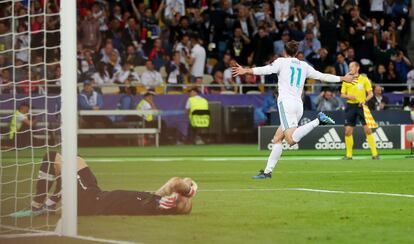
top-left (363, 127), bottom-right (394, 149)
top-left (315, 128), bottom-right (346, 150)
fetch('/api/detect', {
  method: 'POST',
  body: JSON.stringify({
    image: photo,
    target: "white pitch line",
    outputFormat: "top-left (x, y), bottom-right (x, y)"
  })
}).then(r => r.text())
top-left (85, 156), bottom-right (366, 162)
top-left (199, 188), bottom-right (414, 199)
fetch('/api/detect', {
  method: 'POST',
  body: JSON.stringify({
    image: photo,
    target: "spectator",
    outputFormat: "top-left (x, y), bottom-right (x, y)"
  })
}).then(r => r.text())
top-left (298, 31), bottom-right (321, 58)
top-left (274, 0), bottom-right (290, 23)
top-left (370, 64), bottom-right (387, 84)
top-left (345, 47), bottom-right (356, 64)
top-left (241, 73), bottom-right (260, 94)
top-left (227, 27), bottom-right (251, 66)
top-left (141, 60), bottom-right (163, 88)
top-left (385, 61), bottom-right (399, 91)
top-left (307, 48), bottom-right (333, 73)
top-left (187, 35), bottom-right (206, 81)
top-left (124, 45), bottom-right (146, 67)
top-left (122, 17), bottom-right (140, 49)
top-left (79, 10), bottom-right (101, 52)
top-left (78, 80), bottom-right (112, 128)
top-left (100, 42), bottom-right (121, 66)
top-left (233, 4), bottom-right (257, 39)
top-left (78, 50), bottom-right (96, 80)
top-left (335, 53), bottom-right (349, 77)
top-left (106, 18), bottom-right (124, 54)
top-left (148, 38), bottom-right (166, 70)
top-left (250, 26), bottom-right (273, 66)
top-left (15, 24), bottom-right (29, 63)
top-left (273, 30), bottom-right (290, 56)
top-left (208, 70), bottom-right (225, 94)
top-left (0, 21), bottom-right (12, 58)
top-left (391, 50), bottom-right (412, 83)
top-left (212, 53), bottom-right (231, 75)
top-left (113, 62), bottom-right (140, 92)
top-left (0, 68), bottom-right (12, 94)
top-left (367, 85), bottom-right (389, 111)
top-left (164, 0), bottom-right (185, 21)
top-left (174, 33), bottom-right (190, 67)
top-left (117, 86), bottom-right (138, 122)
top-left (78, 80), bottom-right (104, 111)
top-left (315, 89), bottom-right (343, 112)
top-left (91, 62), bottom-right (113, 86)
top-left (166, 51), bottom-right (188, 92)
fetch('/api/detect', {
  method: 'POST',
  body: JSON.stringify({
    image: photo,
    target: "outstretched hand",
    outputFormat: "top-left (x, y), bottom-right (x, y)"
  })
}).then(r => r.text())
top-left (342, 72), bottom-right (357, 84)
top-left (231, 62), bottom-right (248, 77)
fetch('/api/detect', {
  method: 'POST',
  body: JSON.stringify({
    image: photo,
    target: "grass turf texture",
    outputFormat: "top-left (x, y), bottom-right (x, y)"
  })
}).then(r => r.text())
top-left (1, 145), bottom-right (414, 243)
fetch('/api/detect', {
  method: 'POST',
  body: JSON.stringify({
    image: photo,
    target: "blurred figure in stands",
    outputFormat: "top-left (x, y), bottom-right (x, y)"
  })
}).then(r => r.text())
top-left (187, 34), bottom-right (206, 83)
top-left (367, 85), bottom-right (389, 111)
top-left (78, 80), bottom-right (112, 128)
top-left (166, 51), bottom-right (188, 92)
top-left (315, 88), bottom-right (343, 112)
top-left (141, 60), bottom-right (163, 89)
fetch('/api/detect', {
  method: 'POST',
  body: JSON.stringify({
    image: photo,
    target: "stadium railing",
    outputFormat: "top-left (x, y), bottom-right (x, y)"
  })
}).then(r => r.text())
top-left (77, 110), bottom-right (161, 147)
top-left (72, 83), bottom-right (413, 95)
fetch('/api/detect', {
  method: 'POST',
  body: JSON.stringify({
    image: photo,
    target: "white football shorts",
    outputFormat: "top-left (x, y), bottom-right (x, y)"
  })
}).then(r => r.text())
top-left (277, 99), bottom-right (303, 131)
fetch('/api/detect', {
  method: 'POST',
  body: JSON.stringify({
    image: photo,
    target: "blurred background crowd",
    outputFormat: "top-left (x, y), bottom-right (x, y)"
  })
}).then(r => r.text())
top-left (0, 0), bottom-right (412, 106)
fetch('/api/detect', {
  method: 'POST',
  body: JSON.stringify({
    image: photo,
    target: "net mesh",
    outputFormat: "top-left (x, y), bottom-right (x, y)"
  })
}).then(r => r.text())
top-left (0, 0), bottom-right (62, 235)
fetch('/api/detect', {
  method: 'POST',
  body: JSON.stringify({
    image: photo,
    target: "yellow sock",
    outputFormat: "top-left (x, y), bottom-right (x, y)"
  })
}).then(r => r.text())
top-left (345, 135), bottom-right (353, 158)
top-left (366, 134), bottom-right (378, 157)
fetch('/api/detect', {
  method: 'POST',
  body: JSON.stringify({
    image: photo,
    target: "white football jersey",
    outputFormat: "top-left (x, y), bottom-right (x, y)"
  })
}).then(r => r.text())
top-left (252, 57), bottom-right (341, 102)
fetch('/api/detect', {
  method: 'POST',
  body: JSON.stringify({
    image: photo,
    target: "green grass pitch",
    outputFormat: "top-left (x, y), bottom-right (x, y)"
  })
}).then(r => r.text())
top-left (1, 145), bottom-right (414, 243)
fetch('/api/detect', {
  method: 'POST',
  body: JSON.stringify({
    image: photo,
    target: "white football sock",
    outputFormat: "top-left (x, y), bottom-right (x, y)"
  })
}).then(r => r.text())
top-left (264, 143), bottom-right (283, 174)
top-left (292, 119), bottom-right (320, 143)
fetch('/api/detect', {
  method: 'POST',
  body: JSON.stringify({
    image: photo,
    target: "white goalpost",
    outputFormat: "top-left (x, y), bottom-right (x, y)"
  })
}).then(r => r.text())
top-left (60, 0), bottom-right (77, 237)
top-left (0, 0), bottom-right (77, 238)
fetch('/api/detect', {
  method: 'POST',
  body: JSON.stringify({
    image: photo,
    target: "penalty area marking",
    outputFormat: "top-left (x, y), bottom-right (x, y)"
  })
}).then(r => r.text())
top-left (199, 188), bottom-right (414, 199)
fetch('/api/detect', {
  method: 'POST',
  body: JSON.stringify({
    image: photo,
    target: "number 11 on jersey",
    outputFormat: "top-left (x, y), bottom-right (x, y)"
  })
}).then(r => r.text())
top-left (290, 66), bottom-right (302, 88)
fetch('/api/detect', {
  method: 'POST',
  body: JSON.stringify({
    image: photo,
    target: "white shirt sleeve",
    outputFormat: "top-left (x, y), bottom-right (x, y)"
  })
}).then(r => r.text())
top-left (252, 59), bottom-right (281, 76)
top-left (306, 63), bottom-right (341, 83)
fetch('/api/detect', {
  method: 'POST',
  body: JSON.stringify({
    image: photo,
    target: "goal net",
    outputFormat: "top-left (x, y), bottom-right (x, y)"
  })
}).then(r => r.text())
top-left (0, 0), bottom-right (77, 237)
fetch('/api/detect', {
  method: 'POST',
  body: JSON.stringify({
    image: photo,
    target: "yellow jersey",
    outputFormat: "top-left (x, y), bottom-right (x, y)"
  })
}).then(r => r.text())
top-left (341, 74), bottom-right (372, 104)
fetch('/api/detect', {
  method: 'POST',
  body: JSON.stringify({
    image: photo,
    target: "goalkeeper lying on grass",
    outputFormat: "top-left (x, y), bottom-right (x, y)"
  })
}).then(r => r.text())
top-left (12, 151), bottom-right (197, 217)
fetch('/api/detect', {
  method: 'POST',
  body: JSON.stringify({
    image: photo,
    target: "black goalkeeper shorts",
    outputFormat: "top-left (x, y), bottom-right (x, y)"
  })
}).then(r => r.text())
top-left (86, 190), bottom-right (177, 216)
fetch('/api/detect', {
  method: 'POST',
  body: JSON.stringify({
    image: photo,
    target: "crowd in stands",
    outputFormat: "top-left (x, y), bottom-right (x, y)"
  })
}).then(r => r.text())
top-left (0, 0), bottom-right (413, 98)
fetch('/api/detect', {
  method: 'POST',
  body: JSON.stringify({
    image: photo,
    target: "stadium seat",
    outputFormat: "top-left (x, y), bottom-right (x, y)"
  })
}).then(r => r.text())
top-left (101, 85), bottom-right (119, 94)
top-left (246, 90), bottom-right (261, 94)
top-left (167, 90), bottom-right (183, 94)
top-left (221, 90), bottom-right (236, 94)
top-left (155, 85), bottom-right (165, 94)
top-left (136, 85), bottom-right (147, 94)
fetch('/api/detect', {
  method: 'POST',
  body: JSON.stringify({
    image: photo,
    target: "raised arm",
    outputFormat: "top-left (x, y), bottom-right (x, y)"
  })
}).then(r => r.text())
top-left (306, 64), bottom-right (355, 84)
top-left (232, 60), bottom-right (279, 77)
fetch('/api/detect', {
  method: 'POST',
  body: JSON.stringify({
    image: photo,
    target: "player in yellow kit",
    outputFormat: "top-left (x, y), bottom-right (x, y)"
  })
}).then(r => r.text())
top-left (341, 61), bottom-right (379, 160)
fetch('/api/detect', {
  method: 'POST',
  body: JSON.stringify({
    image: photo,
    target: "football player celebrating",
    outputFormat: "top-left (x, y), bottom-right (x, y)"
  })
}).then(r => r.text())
top-left (232, 40), bottom-right (356, 179)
